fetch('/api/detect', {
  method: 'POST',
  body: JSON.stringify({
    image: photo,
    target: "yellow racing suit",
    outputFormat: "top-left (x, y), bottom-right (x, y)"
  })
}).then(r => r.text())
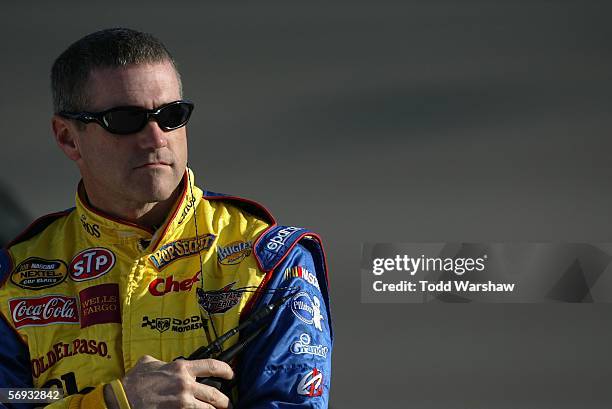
top-left (0, 169), bottom-right (332, 408)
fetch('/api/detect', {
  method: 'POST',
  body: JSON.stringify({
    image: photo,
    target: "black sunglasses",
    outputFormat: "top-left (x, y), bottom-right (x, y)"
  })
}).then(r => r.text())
top-left (59, 100), bottom-right (194, 135)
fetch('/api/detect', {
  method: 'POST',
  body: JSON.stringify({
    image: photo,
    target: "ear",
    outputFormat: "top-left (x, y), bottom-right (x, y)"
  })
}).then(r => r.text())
top-left (52, 115), bottom-right (82, 161)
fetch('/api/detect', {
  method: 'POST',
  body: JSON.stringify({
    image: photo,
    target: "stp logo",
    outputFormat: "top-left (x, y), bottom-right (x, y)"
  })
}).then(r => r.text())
top-left (70, 248), bottom-right (115, 282)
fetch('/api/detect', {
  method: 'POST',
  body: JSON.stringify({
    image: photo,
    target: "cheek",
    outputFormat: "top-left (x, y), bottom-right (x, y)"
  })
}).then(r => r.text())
top-left (171, 132), bottom-right (189, 164)
top-left (78, 134), bottom-right (130, 172)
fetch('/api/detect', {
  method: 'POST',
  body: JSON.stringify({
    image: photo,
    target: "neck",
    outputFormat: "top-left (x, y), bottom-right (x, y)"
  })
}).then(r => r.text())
top-left (79, 182), bottom-right (182, 231)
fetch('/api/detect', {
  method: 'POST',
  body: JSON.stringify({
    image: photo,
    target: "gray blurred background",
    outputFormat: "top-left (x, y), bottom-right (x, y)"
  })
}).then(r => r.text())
top-left (2, 1), bottom-right (612, 407)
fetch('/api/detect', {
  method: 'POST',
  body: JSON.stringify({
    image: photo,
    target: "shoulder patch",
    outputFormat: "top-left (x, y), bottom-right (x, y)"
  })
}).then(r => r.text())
top-left (7, 208), bottom-right (75, 248)
top-left (203, 191), bottom-right (276, 225)
top-left (254, 225), bottom-right (313, 272)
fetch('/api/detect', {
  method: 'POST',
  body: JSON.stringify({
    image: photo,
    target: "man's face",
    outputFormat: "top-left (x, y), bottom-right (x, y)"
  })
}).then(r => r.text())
top-left (71, 61), bottom-right (188, 208)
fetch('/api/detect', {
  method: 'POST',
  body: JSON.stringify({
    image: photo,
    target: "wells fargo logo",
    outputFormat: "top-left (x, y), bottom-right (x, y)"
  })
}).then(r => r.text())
top-left (11, 258), bottom-right (68, 290)
top-left (149, 234), bottom-right (216, 270)
top-left (217, 241), bottom-right (252, 265)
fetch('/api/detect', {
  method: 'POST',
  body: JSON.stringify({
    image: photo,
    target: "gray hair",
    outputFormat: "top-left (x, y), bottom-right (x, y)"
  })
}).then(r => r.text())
top-left (51, 28), bottom-right (182, 113)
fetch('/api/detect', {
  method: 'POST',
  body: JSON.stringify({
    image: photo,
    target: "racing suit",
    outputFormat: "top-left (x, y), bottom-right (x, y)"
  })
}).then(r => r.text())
top-left (0, 169), bottom-right (332, 408)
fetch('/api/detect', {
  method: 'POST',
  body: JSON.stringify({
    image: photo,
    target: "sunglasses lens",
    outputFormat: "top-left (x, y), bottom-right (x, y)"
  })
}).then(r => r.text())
top-left (103, 110), bottom-right (147, 134)
top-left (157, 102), bottom-right (193, 130)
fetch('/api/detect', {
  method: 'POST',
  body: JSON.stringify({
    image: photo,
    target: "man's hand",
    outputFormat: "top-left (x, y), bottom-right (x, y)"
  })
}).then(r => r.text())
top-left (105, 355), bottom-right (234, 409)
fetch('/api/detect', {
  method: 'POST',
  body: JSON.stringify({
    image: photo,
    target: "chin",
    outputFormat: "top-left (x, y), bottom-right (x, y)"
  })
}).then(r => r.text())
top-left (132, 170), bottom-right (181, 201)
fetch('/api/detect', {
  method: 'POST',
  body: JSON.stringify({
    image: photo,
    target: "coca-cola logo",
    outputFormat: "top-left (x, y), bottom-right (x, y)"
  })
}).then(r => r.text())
top-left (69, 248), bottom-right (115, 282)
top-left (9, 296), bottom-right (80, 329)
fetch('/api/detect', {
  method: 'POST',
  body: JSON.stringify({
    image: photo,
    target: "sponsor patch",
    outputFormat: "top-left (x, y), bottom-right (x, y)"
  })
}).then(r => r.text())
top-left (70, 248), bottom-right (115, 282)
top-left (149, 234), bottom-right (216, 270)
top-left (141, 315), bottom-right (204, 333)
top-left (265, 226), bottom-right (303, 252)
top-left (9, 295), bottom-right (79, 329)
top-left (217, 241), bottom-right (252, 265)
top-left (283, 266), bottom-right (320, 291)
top-left (80, 214), bottom-right (101, 238)
top-left (177, 194), bottom-right (196, 225)
top-left (196, 282), bottom-right (243, 315)
top-left (31, 338), bottom-right (110, 378)
top-left (291, 292), bottom-right (325, 332)
top-left (297, 368), bottom-right (324, 397)
top-left (149, 270), bottom-right (201, 296)
top-left (290, 333), bottom-right (329, 358)
top-left (11, 258), bottom-right (68, 290)
top-left (78, 283), bottom-right (121, 328)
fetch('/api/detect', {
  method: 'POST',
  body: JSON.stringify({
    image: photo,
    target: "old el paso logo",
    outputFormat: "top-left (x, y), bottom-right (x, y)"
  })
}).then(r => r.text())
top-left (9, 296), bottom-right (79, 329)
top-left (31, 338), bottom-right (109, 379)
top-left (11, 258), bottom-right (68, 290)
top-left (70, 248), bottom-right (115, 282)
top-left (217, 241), bottom-right (252, 265)
top-left (149, 234), bottom-right (216, 270)
top-left (149, 270), bottom-right (201, 296)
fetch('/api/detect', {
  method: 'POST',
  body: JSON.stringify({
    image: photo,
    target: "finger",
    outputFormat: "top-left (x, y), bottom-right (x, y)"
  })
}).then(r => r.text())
top-left (135, 354), bottom-right (160, 365)
top-left (184, 359), bottom-right (234, 380)
top-left (192, 383), bottom-right (231, 409)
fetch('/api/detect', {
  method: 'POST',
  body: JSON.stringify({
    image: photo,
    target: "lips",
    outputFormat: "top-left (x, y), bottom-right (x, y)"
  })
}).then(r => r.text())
top-left (134, 161), bottom-right (172, 169)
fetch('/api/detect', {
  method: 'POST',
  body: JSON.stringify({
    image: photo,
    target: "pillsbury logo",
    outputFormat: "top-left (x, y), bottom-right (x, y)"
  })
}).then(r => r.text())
top-left (291, 292), bottom-right (325, 332)
top-left (290, 333), bottom-right (329, 358)
top-left (265, 226), bottom-right (303, 252)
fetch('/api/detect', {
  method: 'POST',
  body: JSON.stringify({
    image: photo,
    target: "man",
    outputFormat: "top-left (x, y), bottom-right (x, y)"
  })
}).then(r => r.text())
top-left (0, 28), bottom-right (332, 409)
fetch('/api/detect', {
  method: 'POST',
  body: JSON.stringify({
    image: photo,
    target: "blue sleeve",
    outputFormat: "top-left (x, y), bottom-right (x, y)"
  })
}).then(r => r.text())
top-left (0, 248), bottom-right (35, 409)
top-left (236, 241), bottom-right (333, 408)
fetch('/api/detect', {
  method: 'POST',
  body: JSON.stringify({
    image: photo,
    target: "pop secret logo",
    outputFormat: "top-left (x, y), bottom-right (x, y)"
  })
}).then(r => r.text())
top-left (9, 296), bottom-right (79, 329)
top-left (70, 248), bottom-right (115, 282)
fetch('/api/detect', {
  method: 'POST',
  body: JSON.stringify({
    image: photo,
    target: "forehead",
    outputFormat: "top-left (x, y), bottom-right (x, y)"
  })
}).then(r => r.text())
top-left (85, 61), bottom-right (181, 111)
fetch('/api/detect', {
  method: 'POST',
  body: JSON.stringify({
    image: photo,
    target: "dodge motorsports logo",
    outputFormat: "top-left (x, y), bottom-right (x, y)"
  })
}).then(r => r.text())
top-left (141, 315), bottom-right (204, 333)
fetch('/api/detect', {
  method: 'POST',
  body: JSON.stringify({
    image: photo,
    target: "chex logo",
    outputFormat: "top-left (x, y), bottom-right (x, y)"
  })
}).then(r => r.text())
top-left (148, 270), bottom-right (201, 296)
top-left (141, 315), bottom-right (203, 333)
top-left (283, 266), bottom-right (320, 291)
top-left (149, 234), bottom-right (216, 270)
top-left (291, 292), bottom-right (325, 332)
top-left (217, 241), bottom-right (252, 265)
top-left (297, 368), bottom-right (324, 397)
top-left (265, 226), bottom-right (302, 252)
top-left (290, 333), bottom-right (329, 358)
top-left (11, 258), bottom-right (68, 290)
top-left (70, 248), bottom-right (115, 282)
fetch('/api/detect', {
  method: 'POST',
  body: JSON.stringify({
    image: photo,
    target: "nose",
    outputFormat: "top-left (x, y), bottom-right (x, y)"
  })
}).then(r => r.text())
top-left (137, 120), bottom-right (168, 149)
